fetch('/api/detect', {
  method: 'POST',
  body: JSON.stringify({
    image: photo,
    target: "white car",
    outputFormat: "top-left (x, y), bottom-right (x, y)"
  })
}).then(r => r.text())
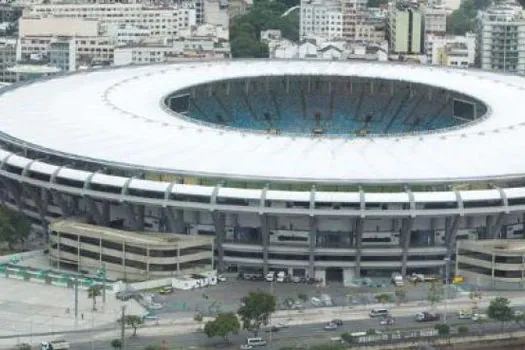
top-left (514, 310), bottom-right (524, 317)
top-left (457, 310), bottom-right (472, 319)
top-left (324, 322), bottom-right (338, 331)
top-left (379, 317), bottom-right (395, 326)
top-left (240, 345), bottom-right (253, 350)
top-left (217, 275), bottom-right (227, 282)
top-left (472, 313), bottom-right (488, 321)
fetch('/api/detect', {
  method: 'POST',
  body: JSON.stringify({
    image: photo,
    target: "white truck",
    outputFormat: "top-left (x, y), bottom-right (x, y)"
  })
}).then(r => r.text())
top-left (41, 340), bottom-right (70, 350)
top-left (391, 272), bottom-right (404, 287)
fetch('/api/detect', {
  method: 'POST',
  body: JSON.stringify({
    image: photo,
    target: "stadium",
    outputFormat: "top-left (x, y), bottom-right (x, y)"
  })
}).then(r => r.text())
top-left (0, 59), bottom-right (524, 284)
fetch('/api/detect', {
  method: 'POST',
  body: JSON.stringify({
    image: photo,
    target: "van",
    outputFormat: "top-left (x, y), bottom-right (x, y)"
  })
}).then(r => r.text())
top-left (369, 308), bottom-right (390, 318)
top-left (246, 337), bottom-right (267, 347)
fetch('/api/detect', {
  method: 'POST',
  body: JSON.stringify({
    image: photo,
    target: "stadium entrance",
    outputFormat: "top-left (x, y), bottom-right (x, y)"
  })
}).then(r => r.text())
top-left (325, 267), bottom-right (343, 282)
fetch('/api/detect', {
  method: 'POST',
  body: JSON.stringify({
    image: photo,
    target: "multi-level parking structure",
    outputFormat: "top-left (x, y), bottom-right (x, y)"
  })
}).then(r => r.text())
top-left (1, 60), bottom-right (525, 283)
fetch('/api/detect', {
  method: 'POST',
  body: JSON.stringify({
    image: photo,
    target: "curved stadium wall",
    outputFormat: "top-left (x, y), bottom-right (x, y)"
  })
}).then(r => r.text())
top-left (0, 60), bottom-right (524, 284)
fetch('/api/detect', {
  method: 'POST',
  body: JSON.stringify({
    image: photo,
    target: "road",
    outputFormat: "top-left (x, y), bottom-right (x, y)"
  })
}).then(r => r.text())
top-left (70, 312), bottom-right (499, 350)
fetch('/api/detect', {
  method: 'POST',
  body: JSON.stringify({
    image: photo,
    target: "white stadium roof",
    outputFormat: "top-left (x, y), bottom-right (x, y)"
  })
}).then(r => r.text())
top-left (0, 60), bottom-right (524, 184)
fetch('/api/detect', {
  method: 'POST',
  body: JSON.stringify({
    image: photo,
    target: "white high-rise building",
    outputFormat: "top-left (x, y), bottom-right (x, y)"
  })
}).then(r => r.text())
top-left (300, 0), bottom-right (343, 40)
top-left (479, 2), bottom-right (525, 74)
top-left (22, 3), bottom-right (197, 38)
top-left (425, 32), bottom-right (476, 67)
top-left (387, 2), bottom-right (423, 54)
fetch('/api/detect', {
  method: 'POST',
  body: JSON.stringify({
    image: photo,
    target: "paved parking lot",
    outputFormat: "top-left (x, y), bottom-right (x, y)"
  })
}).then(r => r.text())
top-left (151, 274), bottom-right (440, 317)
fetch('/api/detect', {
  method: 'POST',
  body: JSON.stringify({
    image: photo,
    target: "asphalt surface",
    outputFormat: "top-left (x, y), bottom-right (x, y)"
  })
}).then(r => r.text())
top-left (70, 310), bottom-right (516, 350)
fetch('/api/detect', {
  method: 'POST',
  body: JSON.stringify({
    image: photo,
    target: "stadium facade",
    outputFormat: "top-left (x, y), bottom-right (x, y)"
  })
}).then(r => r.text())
top-left (0, 60), bottom-right (525, 284)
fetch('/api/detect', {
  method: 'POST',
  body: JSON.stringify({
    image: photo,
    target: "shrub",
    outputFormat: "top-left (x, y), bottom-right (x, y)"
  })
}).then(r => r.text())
top-left (14, 343), bottom-right (31, 350)
top-left (144, 345), bottom-right (161, 350)
top-left (297, 293), bottom-right (308, 302)
top-left (458, 325), bottom-right (469, 335)
top-left (366, 328), bottom-right (376, 335)
top-left (435, 323), bottom-right (450, 336)
top-left (194, 313), bottom-right (203, 322)
top-left (340, 332), bottom-right (352, 343)
top-left (110, 339), bottom-right (122, 349)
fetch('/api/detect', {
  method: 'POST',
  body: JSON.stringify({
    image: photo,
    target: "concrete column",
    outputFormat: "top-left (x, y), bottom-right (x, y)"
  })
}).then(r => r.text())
top-left (77, 234), bottom-right (81, 272)
top-left (125, 203), bottom-right (139, 231)
top-left (177, 247), bottom-right (180, 274)
top-left (146, 246), bottom-right (150, 279)
top-left (354, 217), bottom-right (363, 278)
top-left (400, 217), bottom-right (414, 276)
top-left (308, 216), bottom-right (317, 278)
top-left (122, 242), bottom-right (126, 279)
top-left (102, 201), bottom-right (110, 226)
top-left (3, 180), bottom-right (22, 210)
top-left (260, 214), bottom-right (270, 275)
top-left (136, 205), bottom-right (145, 231)
top-left (490, 213), bottom-right (508, 239)
top-left (485, 215), bottom-right (495, 240)
top-left (212, 212), bottom-right (225, 272)
top-left (467, 216), bottom-right (474, 229)
top-left (86, 198), bottom-right (104, 225)
top-left (445, 215), bottom-right (461, 261)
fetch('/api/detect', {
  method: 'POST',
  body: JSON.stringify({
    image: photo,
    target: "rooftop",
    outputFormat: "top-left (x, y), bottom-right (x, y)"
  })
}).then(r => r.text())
top-left (0, 60), bottom-right (524, 184)
top-left (50, 220), bottom-right (214, 247)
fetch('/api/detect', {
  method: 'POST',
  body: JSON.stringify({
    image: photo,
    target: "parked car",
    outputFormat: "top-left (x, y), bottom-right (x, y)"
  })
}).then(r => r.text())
top-left (158, 286), bottom-right (173, 295)
top-left (217, 275), bottom-right (227, 282)
top-left (115, 290), bottom-right (136, 301)
top-left (379, 317), bottom-right (395, 326)
top-left (331, 319), bottom-right (343, 326)
top-left (514, 310), bottom-right (524, 317)
top-left (324, 322), bottom-right (338, 331)
top-left (457, 310), bottom-right (472, 319)
top-left (240, 345), bottom-right (253, 350)
top-left (264, 326), bottom-right (280, 333)
top-left (472, 313), bottom-right (488, 321)
top-left (415, 312), bottom-right (440, 322)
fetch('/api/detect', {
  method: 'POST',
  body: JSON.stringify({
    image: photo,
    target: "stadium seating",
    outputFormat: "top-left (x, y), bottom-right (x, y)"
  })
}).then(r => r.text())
top-left (183, 77), bottom-right (473, 137)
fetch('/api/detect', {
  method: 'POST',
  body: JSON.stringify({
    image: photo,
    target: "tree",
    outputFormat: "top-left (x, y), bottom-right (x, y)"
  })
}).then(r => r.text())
top-left (110, 339), bottom-right (122, 350)
top-left (435, 323), bottom-right (450, 336)
top-left (394, 288), bottom-right (407, 305)
top-left (458, 325), bottom-right (469, 335)
top-left (87, 285), bottom-right (102, 311)
top-left (469, 288), bottom-right (482, 309)
top-left (427, 281), bottom-right (443, 309)
top-left (229, 0), bottom-right (299, 58)
top-left (125, 315), bottom-right (144, 336)
top-left (203, 312), bottom-right (241, 343)
top-left (514, 313), bottom-right (525, 329)
top-left (297, 293), bottom-right (308, 302)
top-left (474, 316), bottom-right (488, 335)
top-left (0, 207), bottom-right (31, 251)
top-left (488, 296), bottom-right (514, 331)
top-left (374, 293), bottom-right (393, 305)
top-left (238, 290), bottom-right (276, 335)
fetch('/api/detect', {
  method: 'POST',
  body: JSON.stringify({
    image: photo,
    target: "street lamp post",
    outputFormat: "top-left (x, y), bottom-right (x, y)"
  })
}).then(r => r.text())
top-left (96, 264), bottom-right (107, 304)
top-left (444, 257), bottom-right (451, 324)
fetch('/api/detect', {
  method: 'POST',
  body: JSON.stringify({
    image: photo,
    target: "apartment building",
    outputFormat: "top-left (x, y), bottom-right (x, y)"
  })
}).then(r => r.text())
top-left (479, 3), bottom-right (525, 74)
top-left (387, 1), bottom-right (423, 54)
top-left (18, 35), bottom-right (114, 66)
top-left (23, 3), bottom-right (197, 37)
top-left (426, 32), bottom-right (476, 67)
top-left (423, 6), bottom-right (447, 35)
top-left (0, 37), bottom-right (16, 82)
top-left (300, 0), bottom-right (343, 40)
top-left (228, 0), bottom-right (252, 19)
top-left (341, 0), bottom-right (367, 40)
top-left (204, 0), bottom-right (228, 27)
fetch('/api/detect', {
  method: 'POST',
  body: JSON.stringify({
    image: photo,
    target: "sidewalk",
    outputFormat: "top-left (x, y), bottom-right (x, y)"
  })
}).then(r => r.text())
top-left (4, 292), bottom-right (525, 348)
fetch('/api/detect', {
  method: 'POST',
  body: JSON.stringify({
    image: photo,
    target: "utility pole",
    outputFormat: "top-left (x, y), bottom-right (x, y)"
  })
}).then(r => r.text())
top-left (102, 263), bottom-right (106, 304)
top-left (74, 277), bottom-right (79, 324)
top-left (120, 305), bottom-right (126, 350)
